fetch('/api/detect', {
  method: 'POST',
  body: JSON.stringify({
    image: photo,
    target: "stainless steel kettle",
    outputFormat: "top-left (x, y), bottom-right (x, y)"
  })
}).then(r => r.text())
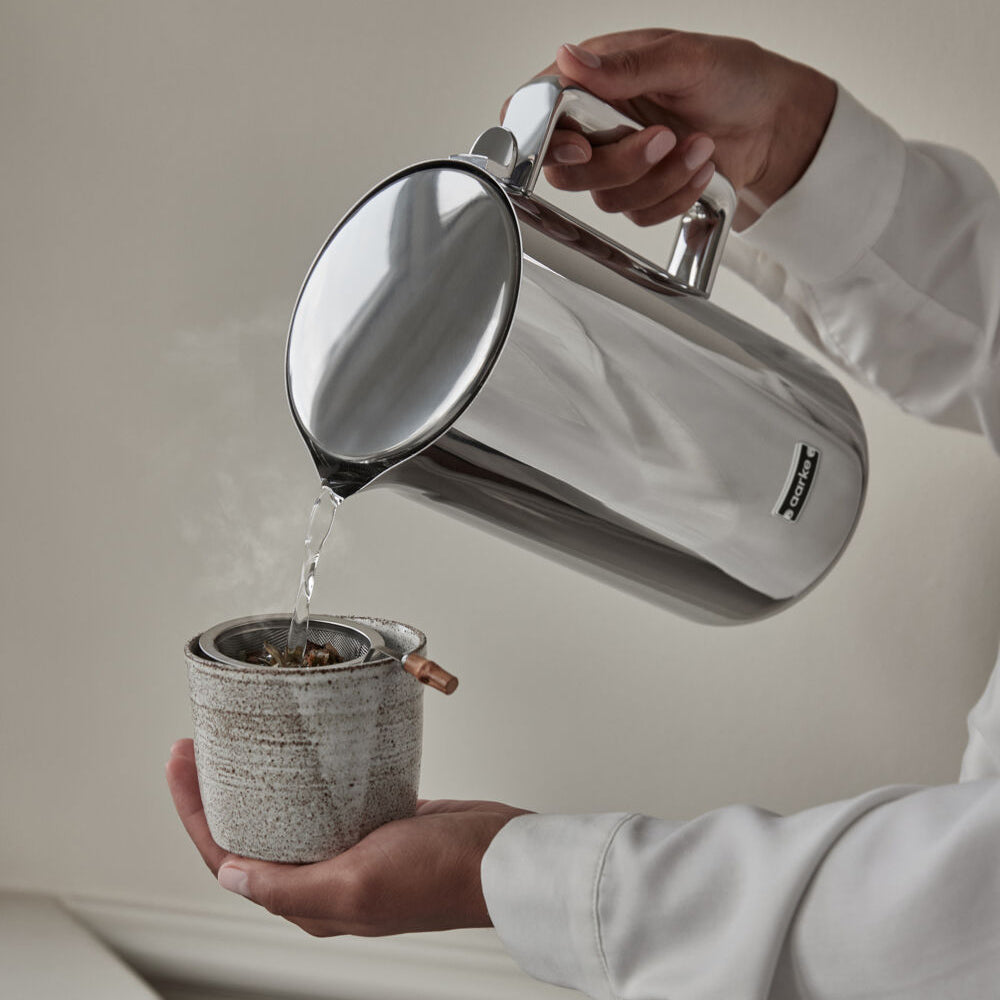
top-left (285, 77), bottom-right (867, 624)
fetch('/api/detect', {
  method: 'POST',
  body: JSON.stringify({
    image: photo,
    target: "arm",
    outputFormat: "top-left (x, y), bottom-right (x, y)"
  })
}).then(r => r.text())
top-left (483, 781), bottom-right (1000, 999)
top-left (727, 86), bottom-right (1000, 448)
top-left (481, 29), bottom-right (1000, 1000)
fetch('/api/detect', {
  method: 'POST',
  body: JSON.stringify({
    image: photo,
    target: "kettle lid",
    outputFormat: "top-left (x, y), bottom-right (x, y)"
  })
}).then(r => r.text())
top-left (287, 161), bottom-right (521, 485)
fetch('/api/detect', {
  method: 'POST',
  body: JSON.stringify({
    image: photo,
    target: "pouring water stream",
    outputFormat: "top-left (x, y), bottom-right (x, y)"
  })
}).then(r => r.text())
top-left (287, 485), bottom-right (343, 653)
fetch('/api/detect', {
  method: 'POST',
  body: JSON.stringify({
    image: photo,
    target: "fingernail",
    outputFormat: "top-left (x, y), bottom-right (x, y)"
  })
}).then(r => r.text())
top-left (645, 130), bottom-right (677, 164)
top-left (563, 43), bottom-right (601, 69)
top-left (684, 136), bottom-right (715, 171)
top-left (692, 161), bottom-right (716, 188)
top-left (218, 865), bottom-right (252, 899)
top-left (553, 144), bottom-right (588, 164)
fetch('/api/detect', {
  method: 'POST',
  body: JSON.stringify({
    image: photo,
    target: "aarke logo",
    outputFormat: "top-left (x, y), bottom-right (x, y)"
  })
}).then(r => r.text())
top-left (774, 443), bottom-right (820, 522)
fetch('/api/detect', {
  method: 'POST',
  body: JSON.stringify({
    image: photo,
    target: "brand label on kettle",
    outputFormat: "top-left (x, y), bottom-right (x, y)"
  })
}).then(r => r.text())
top-left (773, 443), bottom-right (820, 522)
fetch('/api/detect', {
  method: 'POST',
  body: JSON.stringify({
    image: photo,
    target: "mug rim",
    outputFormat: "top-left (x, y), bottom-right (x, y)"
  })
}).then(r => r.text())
top-left (186, 613), bottom-right (427, 677)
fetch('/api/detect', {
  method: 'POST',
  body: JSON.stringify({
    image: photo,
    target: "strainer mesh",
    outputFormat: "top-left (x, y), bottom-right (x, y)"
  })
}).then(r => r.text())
top-left (206, 619), bottom-right (376, 668)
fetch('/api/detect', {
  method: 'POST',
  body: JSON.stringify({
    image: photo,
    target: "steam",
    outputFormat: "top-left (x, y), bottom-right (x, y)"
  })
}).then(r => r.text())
top-left (162, 303), bottom-right (323, 610)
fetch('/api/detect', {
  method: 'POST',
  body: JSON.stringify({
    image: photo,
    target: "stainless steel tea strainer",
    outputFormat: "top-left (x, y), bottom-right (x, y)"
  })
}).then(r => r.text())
top-left (199, 615), bottom-right (457, 694)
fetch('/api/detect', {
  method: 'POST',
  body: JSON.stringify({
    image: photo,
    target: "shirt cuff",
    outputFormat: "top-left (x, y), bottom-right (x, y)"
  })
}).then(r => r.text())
top-left (736, 85), bottom-right (907, 284)
top-left (481, 812), bottom-right (634, 999)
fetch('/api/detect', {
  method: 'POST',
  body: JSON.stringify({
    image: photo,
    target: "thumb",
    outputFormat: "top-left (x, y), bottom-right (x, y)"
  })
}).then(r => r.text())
top-left (218, 859), bottom-right (339, 919)
top-left (555, 35), bottom-right (700, 101)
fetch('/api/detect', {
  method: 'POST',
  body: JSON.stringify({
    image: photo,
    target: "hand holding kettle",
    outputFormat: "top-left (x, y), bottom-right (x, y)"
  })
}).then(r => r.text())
top-left (517, 28), bottom-right (838, 228)
top-left (286, 29), bottom-right (866, 624)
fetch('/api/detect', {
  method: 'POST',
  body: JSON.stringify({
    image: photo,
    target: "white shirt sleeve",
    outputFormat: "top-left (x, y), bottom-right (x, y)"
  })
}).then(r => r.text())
top-left (727, 86), bottom-right (1000, 447)
top-left (481, 86), bottom-right (1000, 999)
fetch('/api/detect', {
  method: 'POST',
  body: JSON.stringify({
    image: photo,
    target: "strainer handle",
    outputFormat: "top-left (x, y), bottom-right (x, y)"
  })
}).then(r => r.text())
top-left (402, 653), bottom-right (458, 695)
top-left (473, 75), bottom-right (737, 297)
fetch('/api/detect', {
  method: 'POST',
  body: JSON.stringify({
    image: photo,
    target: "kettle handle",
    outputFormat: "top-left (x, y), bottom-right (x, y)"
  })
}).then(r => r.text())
top-left (475, 76), bottom-right (737, 297)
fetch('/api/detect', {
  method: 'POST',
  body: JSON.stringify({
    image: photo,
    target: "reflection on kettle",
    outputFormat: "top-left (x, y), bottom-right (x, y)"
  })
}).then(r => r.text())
top-left (285, 77), bottom-right (867, 624)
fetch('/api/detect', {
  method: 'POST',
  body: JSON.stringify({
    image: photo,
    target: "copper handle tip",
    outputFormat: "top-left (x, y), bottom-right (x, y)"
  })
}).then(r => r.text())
top-left (403, 653), bottom-right (458, 695)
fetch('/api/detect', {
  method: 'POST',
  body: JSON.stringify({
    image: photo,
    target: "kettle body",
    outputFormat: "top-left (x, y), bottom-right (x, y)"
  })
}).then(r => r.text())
top-left (286, 79), bottom-right (867, 624)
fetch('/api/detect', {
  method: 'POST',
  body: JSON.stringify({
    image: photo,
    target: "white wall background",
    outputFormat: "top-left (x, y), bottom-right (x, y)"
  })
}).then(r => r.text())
top-left (2, 0), bottom-right (999, 954)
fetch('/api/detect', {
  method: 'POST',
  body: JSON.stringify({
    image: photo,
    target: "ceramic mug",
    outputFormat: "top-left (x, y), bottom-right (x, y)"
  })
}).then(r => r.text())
top-left (185, 615), bottom-right (425, 863)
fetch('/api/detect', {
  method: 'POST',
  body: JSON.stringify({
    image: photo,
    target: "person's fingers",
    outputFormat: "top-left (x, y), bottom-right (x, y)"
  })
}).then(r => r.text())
top-left (213, 805), bottom-right (533, 935)
top-left (170, 737), bottom-right (195, 760)
top-left (499, 27), bottom-right (672, 121)
top-left (282, 914), bottom-right (343, 938)
top-left (588, 133), bottom-right (714, 214)
top-left (415, 798), bottom-right (532, 816)
top-left (572, 28), bottom-right (682, 58)
top-left (165, 744), bottom-right (204, 830)
top-left (624, 161), bottom-right (717, 227)
top-left (544, 125), bottom-right (675, 191)
top-left (555, 32), bottom-right (711, 102)
top-left (545, 128), bottom-right (593, 166)
top-left (165, 741), bottom-right (231, 875)
top-left (217, 856), bottom-right (357, 925)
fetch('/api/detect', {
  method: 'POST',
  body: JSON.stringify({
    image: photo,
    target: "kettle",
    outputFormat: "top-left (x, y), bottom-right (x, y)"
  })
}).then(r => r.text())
top-left (285, 77), bottom-right (867, 624)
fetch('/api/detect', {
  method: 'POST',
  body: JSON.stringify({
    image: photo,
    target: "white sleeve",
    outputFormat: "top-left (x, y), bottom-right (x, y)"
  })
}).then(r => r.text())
top-left (726, 86), bottom-right (1000, 450)
top-left (481, 88), bottom-right (1000, 1000)
top-left (483, 781), bottom-right (1000, 999)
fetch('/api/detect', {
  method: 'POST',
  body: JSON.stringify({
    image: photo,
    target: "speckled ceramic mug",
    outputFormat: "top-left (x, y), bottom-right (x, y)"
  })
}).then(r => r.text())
top-left (185, 615), bottom-right (425, 863)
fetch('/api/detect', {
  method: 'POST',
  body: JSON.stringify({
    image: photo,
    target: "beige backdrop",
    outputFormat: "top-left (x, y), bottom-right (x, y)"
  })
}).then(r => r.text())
top-left (3, 0), bottom-right (999, 944)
